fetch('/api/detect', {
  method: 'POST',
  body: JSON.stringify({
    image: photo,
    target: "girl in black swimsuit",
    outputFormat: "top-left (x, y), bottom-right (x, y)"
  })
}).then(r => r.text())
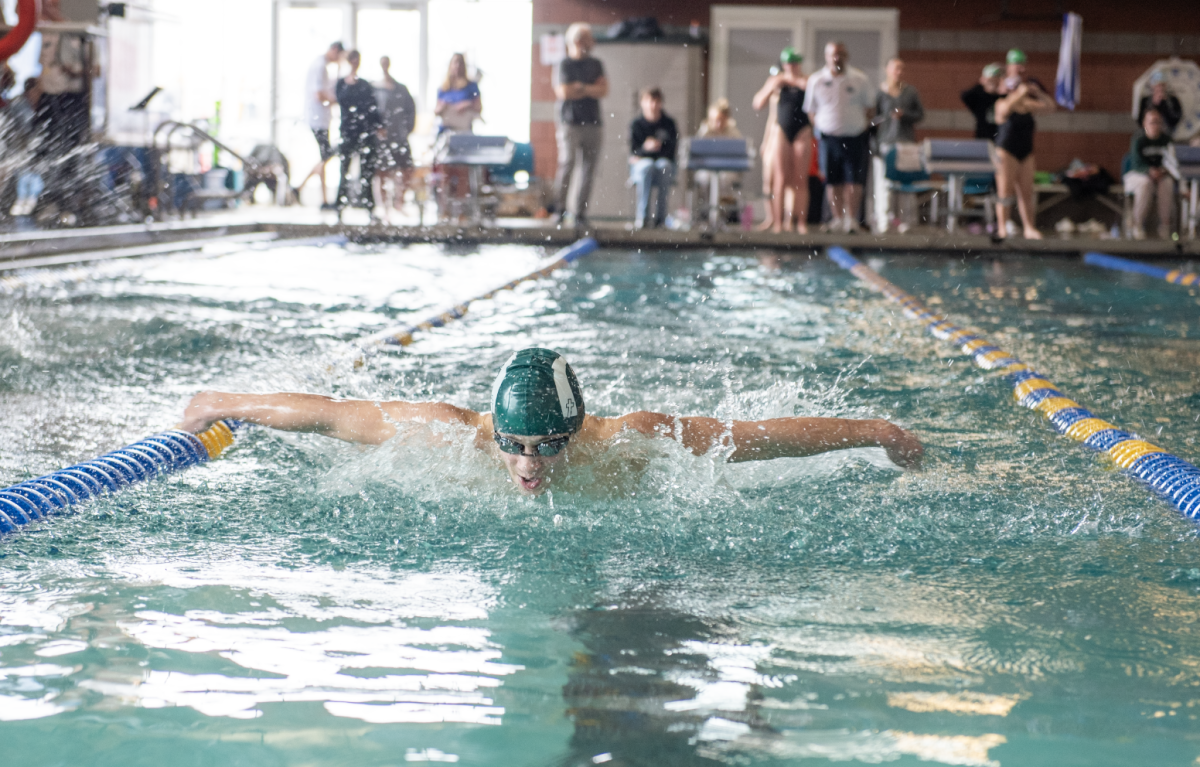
top-left (752, 49), bottom-right (813, 233)
top-left (993, 81), bottom-right (1055, 239)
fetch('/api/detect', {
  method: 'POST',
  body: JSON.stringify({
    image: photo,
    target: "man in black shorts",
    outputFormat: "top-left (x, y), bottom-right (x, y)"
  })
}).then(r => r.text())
top-left (803, 42), bottom-right (875, 233)
top-left (295, 42), bottom-right (343, 209)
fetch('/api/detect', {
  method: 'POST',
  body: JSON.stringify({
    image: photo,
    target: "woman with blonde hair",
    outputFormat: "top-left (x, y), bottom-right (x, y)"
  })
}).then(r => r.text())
top-left (433, 53), bottom-right (482, 218)
top-left (434, 53), bottom-right (481, 134)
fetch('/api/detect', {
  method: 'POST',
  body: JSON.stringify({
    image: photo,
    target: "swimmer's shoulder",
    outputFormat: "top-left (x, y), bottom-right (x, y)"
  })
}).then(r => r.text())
top-left (578, 411), bottom-right (675, 443)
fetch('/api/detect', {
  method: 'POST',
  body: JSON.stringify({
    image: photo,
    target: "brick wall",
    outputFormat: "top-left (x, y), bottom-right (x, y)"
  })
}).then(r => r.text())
top-left (530, 0), bottom-right (1200, 183)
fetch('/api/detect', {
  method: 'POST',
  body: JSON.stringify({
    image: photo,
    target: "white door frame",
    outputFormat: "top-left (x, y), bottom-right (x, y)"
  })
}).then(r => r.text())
top-left (709, 5), bottom-right (898, 104)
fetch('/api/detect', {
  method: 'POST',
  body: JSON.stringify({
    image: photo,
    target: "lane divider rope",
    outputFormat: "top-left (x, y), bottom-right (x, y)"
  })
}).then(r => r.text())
top-left (0, 420), bottom-right (244, 534)
top-left (827, 246), bottom-right (1200, 520)
top-left (1083, 252), bottom-right (1200, 286)
top-left (356, 237), bottom-right (598, 352)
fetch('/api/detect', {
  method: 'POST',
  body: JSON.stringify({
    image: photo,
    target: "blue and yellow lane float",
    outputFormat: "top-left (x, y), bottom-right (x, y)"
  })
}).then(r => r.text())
top-left (827, 246), bottom-right (1200, 520)
top-left (0, 420), bottom-right (243, 533)
top-left (358, 237), bottom-right (598, 351)
top-left (0, 238), bottom-right (602, 532)
top-left (1083, 252), bottom-right (1200, 287)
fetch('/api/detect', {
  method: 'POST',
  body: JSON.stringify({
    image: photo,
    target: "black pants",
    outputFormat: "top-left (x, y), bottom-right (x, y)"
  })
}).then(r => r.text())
top-left (37, 92), bottom-right (91, 212)
top-left (336, 134), bottom-right (379, 209)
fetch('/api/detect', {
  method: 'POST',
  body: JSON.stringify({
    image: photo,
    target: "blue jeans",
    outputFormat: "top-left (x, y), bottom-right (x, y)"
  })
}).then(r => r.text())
top-left (17, 172), bottom-right (44, 201)
top-left (630, 157), bottom-right (675, 228)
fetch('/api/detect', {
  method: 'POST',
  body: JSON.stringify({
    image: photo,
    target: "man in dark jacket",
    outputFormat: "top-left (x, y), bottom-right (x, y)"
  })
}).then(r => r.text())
top-left (335, 50), bottom-right (383, 215)
top-left (1137, 72), bottom-right (1183, 136)
top-left (961, 63), bottom-right (1003, 140)
top-left (628, 87), bottom-right (678, 229)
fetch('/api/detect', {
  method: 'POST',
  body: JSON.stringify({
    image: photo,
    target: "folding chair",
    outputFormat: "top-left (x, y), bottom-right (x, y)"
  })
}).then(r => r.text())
top-left (685, 137), bottom-right (752, 230)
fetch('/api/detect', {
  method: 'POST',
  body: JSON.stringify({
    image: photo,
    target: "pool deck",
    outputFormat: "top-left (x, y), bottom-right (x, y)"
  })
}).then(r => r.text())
top-left (1, 210), bottom-right (1197, 272)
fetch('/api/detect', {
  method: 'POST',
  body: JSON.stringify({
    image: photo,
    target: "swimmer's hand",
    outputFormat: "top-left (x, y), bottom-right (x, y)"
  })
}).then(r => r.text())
top-left (877, 422), bottom-right (924, 469)
top-left (179, 390), bottom-right (224, 433)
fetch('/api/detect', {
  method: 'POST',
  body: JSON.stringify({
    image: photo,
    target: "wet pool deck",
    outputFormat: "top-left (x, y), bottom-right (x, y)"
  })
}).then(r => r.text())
top-left (1, 209), bottom-right (1197, 272)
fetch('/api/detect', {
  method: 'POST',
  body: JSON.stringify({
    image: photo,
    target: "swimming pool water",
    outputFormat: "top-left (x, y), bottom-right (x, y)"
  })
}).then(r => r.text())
top-left (2, 242), bottom-right (1200, 766)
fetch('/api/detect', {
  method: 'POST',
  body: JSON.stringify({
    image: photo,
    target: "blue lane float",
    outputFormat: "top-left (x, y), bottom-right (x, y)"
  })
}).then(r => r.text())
top-left (358, 237), bottom-right (599, 350)
top-left (0, 420), bottom-right (243, 534)
top-left (827, 245), bottom-right (1200, 521)
top-left (1083, 252), bottom-right (1200, 286)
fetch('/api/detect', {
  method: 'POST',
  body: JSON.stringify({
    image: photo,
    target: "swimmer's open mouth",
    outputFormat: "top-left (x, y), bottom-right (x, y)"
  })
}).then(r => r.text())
top-left (518, 475), bottom-right (544, 491)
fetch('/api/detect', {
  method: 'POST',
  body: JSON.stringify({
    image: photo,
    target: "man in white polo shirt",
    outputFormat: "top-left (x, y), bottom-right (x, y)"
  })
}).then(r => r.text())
top-left (804, 41), bottom-right (875, 233)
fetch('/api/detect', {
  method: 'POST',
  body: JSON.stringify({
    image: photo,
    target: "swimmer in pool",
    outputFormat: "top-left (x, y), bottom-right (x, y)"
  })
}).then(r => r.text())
top-left (180, 348), bottom-right (923, 495)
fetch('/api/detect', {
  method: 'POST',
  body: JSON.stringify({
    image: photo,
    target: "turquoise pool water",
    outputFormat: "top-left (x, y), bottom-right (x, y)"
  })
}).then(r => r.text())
top-left (2, 242), bottom-right (1200, 766)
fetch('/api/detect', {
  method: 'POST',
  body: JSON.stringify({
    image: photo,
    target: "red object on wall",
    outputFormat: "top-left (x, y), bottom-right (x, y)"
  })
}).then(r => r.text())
top-left (0, 0), bottom-right (37, 62)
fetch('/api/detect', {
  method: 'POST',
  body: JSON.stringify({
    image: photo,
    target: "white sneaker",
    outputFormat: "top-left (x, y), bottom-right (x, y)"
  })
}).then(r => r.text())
top-left (1131, 225), bottom-right (1146, 240)
top-left (844, 218), bottom-right (862, 234)
top-left (823, 216), bottom-right (843, 233)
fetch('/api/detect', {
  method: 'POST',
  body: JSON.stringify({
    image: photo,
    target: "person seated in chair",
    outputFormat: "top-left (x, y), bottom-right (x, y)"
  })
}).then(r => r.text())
top-left (629, 88), bottom-right (678, 229)
top-left (1124, 108), bottom-right (1175, 240)
top-left (693, 99), bottom-right (744, 221)
top-left (1137, 72), bottom-right (1182, 137)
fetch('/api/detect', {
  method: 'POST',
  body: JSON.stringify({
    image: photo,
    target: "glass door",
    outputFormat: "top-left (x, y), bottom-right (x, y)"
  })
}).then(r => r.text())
top-left (277, 5), bottom-right (347, 188)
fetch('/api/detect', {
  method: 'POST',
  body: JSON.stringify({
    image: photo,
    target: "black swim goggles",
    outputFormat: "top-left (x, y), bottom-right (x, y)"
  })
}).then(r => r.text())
top-left (493, 433), bottom-right (571, 457)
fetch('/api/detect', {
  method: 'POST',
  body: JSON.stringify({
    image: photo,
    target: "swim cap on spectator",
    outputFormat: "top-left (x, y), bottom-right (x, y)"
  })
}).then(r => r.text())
top-left (491, 348), bottom-right (585, 436)
top-left (983, 63), bottom-right (1003, 78)
top-left (1149, 71), bottom-right (1166, 86)
top-left (780, 47), bottom-right (802, 65)
top-left (1006, 48), bottom-right (1027, 65)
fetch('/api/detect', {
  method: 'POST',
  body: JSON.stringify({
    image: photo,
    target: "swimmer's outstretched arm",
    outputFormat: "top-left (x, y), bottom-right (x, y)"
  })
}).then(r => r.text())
top-left (598, 412), bottom-right (923, 469)
top-left (180, 391), bottom-right (483, 445)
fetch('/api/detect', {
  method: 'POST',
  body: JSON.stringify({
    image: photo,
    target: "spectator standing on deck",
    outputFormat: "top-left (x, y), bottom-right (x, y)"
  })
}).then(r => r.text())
top-left (1137, 72), bottom-right (1183, 136)
top-left (874, 58), bottom-right (924, 146)
top-left (992, 49), bottom-right (1056, 240)
top-left (553, 23), bottom-right (608, 228)
top-left (961, 63), bottom-right (1003, 140)
top-left (334, 50), bottom-right (383, 217)
top-left (374, 56), bottom-right (416, 223)
top-left (872, 57), bottom-right (924, 232)
top-left (752, 48), bottom-right (812, 234)
top-left (36, 28), bottom-right (96, 221)
top-left (1124, 108), bottom-right (1175, 240)
top-left (295, 42), bottom-right (343, 210)
top-left (434, 53), bottom-right (481, 134)
top-left (804, 41), bottom-right (875, 233)
top-left (628, 87), bottom-right (678, 229)
top-left (7, 77), bottom-right (45, 218)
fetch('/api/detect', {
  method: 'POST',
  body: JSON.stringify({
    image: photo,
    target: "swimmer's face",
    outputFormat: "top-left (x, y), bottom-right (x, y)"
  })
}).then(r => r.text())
top-left (496, 432), bottom-right (571, 495)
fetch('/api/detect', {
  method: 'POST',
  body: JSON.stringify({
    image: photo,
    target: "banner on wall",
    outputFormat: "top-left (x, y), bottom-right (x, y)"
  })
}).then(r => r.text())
top-left (1054, 12), bottom-right (1082, 111)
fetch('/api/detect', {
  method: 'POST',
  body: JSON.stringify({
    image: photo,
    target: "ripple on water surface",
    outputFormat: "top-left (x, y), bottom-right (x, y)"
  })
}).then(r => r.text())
top-left (1, 245), bottom-right (1199, 766)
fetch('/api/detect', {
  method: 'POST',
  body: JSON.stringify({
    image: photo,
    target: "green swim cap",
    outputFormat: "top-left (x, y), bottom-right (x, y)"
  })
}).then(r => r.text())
top-left (780, 47), bottom-right (802, 65)
top-left (983, 63), bottom-right (1003, 78)
top-left (491, 348), bottom-right (585, 436)
top-left (1006, 48), bottom-right (1027, 65)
